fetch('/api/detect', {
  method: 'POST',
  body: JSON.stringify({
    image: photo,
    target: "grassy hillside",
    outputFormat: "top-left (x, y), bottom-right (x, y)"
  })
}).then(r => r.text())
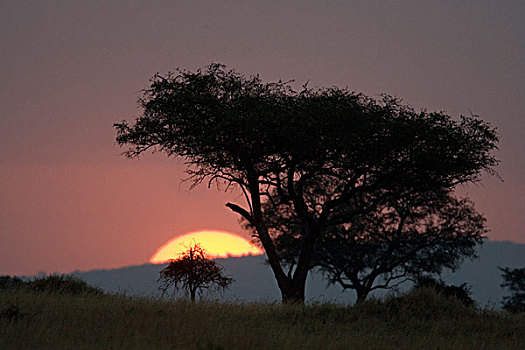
top-left (1, 281), bottom-right (523, 350)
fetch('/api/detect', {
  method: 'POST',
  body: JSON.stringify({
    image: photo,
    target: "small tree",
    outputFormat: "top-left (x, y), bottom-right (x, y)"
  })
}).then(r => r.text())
top-left (159, 243), bottom-right (233, 302)
top-left (499, 267), bottom-right (525, 313)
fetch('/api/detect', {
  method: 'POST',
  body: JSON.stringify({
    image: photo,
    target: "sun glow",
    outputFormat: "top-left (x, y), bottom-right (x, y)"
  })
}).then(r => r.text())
top-left (149, 229), bottom-right (263, 264)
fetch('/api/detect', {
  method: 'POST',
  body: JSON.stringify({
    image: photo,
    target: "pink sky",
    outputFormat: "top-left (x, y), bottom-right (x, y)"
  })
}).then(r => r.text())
top-left (1, 1), bottom-right (523, 275)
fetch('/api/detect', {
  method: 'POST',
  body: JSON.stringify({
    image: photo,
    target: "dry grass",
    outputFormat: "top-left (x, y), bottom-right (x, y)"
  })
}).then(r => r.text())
top-left (1, 287), bottom-right (523, 349)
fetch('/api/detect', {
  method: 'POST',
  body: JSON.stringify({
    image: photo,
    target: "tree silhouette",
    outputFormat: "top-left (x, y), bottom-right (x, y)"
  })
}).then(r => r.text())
top-left (256, 190), bottom-right (486, 303)
top-left (115, 63), bottom-right (498, 303)
top-left (159, 243), bottom-right (233, 302)
top-left (499, 267), bottom-right (525, 313)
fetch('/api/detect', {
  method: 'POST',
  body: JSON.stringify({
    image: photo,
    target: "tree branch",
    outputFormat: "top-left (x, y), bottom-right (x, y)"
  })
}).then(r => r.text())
top-left (225, 202), bottom-right (254, 226)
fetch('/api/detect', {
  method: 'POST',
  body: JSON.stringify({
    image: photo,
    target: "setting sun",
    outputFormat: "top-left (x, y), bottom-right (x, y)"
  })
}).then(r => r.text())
top-left (149, 229), bottom-right (263, 264)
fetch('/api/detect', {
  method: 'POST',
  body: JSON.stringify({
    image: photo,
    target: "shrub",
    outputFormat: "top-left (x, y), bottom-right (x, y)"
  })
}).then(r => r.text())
top-left (413, 276), bottom-right (475, 307)
top-left (29, 274), bottom-right (104, 296)
top-left (0, 275), bottom-right (27, 291)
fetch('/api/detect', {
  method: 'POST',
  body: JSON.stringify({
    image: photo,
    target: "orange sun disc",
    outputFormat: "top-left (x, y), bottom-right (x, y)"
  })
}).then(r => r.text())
top-left (149, 229), bottom-right (263, 264)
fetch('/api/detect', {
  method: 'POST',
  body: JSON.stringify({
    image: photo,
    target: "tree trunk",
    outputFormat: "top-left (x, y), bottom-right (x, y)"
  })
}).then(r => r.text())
top-left (228, 170), bottom-right (311, 304)
top-left (355, 288), bottom-right (369, 304)
top-left (279, 279), bottom-right (306, 304)
top-left (248, 170), bottom-right (308, 304)
top-left (280, 223), bottom-right (318, 304)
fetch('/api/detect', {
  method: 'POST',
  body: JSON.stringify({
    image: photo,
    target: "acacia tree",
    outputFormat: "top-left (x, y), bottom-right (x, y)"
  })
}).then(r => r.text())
top-left (159, 243), bottom-right (233, 302)
top-left (261, 190), bottom-right (486, 303)
top-left (115, 63), bottom-right (498, 303)
top-left (320, 196), bottom-right (485, 303)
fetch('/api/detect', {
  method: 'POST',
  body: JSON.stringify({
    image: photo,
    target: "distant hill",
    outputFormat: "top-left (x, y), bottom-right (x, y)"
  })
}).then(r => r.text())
top-left (72, 241), bottom-right (524, 307)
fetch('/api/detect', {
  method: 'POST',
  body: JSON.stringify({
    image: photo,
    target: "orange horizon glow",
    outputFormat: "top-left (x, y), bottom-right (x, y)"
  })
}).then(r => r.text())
top-left (149, 229), bottom-right (264, 264)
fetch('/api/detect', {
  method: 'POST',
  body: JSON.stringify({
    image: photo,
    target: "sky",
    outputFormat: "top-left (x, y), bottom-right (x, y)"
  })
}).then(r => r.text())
top-left (1, 1), bottom-right (524, 276)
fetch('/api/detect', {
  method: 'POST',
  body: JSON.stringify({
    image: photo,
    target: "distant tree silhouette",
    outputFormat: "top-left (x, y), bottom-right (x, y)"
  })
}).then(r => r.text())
top-left (159, 243), bottom-right (233, 302)
top-left (115, 63), bottom-right (499, 303)
top-left (499, 266), bottom-right (525, 313)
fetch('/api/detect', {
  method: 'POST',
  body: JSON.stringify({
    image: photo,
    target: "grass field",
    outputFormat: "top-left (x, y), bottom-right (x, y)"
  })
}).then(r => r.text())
top-left (1, 279), bottom-right (524, 349)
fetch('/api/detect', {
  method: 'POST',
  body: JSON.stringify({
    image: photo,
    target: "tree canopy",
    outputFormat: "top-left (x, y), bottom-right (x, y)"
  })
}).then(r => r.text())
top-left (115, 63), bottom-right (498, 303)
top-left (158, 243), bottom-right (233, 302)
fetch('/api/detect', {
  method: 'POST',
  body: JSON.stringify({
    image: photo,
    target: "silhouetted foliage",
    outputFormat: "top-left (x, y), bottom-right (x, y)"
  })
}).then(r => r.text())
top-left (500, 266), bottom-right (525, 313)
top-left (159, 243), bottom-right (233, 302)
top-left (413, 276), bottom-right (475, 307)
top-left (0, 275), bottom-right (26, 291)
top-left (30, 275), bottom-right (104, 295)
top-left (115, 63), bottom-right (499, 303)
top-left (257, 190), bottom-right (485, 303)
top-left (0, 274), bottom-right (103, 295)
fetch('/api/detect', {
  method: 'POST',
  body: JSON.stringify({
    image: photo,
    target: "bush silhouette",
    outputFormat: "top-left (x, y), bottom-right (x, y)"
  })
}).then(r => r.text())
top-left (0, 275), bottom-right (26, 291)
top-left (1, 274), bottom-right (103, 296)
top-left (413, 276), bottom-right (475, 307)
top-left (29, 275), bottom-right (103, 295)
